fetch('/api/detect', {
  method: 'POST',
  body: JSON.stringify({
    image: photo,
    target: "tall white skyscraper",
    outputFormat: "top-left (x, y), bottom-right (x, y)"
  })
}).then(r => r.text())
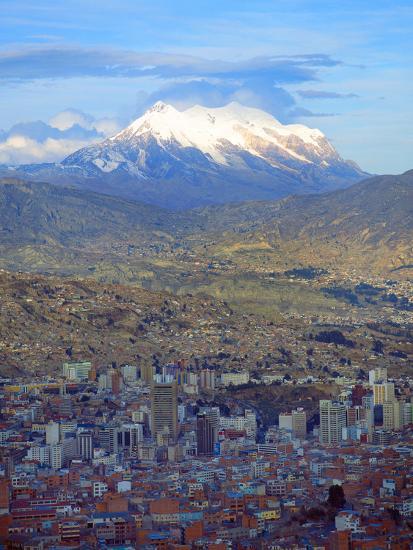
top-left (319, 400), bottom-right (346, 445)
top-left (368, 367), bottom-right (387, 385)
top-left (49, 443), bottom-right (63, 469)
top-left (383, 400), bottom-right (403, 431)
top-left (46, 421), bottom-right (60, 445)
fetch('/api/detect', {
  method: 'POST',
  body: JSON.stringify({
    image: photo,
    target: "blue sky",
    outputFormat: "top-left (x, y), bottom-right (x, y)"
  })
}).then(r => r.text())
top-left (0, 0), bottom-right (412, 172)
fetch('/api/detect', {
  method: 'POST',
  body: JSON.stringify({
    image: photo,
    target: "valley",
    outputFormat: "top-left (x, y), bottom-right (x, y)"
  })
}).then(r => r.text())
top-left (0, 171), bottom-right (411, 380)
top-left (0, 171), bottom-right (411, 325)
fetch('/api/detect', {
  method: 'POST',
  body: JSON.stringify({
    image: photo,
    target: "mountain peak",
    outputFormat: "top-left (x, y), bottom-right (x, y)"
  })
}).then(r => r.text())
top-left (28, 100), bottom-right (368, 209)
top-left (114, 101), bottom-right (181, 141)
top-left (111, 100), bottom-right (331, 160)
top-left (148, 100), bottom-right (174, 113)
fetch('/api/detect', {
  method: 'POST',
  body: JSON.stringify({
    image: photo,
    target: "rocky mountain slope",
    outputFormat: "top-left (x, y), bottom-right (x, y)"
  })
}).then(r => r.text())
top-left (194, 171), bottom-right (413, 275)
top-left (0, 177), bottom-right (191, 248)
top-left (6, 102), bottom-right (366, 209)
top-left (0, 269), bottom-right (314, 377)
top-left (0, 171), bottom-right (411, 280)
top-left (0, 174), bottom-right (411, 363)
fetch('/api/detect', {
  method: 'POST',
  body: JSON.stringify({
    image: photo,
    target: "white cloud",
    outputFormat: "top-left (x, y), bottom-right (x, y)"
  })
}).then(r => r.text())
top-left (49, 109), bottom-right (94, 131)
top-left (0, 134), bottom-right (96, 165)
top-left (0, 108), bottom-right (124, 164)
top-left (49, 108), bottom-right (121, 137)
top-left (92, 117), bottom-right (122, 137)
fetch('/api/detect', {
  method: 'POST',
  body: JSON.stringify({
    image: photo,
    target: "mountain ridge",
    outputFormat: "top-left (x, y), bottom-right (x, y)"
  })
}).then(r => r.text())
top-left (0, 171), bottom-right (411, 279)
top-left (4, 101), bottom-right (367, 209)
top-left (192, 170), bottom-right (413, 276)
top-left (0, 177), bottom-right (193, 248)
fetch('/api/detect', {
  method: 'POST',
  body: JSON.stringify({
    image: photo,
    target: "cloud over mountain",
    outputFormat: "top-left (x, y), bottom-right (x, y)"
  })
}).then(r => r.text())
top-left (0, 47), bottom-right (347, 125)
top-left (0, 109), bottom-right (121, 164)
top-left (0, 48), bottom-right (356, 164)
top-left (296, 90), bottom-right (359, 99)
top-left (0, 48), bottom-right (340, 82)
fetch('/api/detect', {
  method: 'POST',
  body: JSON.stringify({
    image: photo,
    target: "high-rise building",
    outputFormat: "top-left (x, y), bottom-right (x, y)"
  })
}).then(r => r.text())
top-left (59, 397), bottom-right (73, 418)
top-left (319, 400), bottom-right (346, 445)
top-left (62, 437), bottom-right (77, 466)
top-left (27, 445), bottom-right (50, 465)
top-left (97, 373), bottom-right (110, 391)
top-left (279, 408), bottom-right (307, 438)
top-left (373, 382), bottom-right (395, 405)
top-left (46, 421), bottom-right (60, 445)
top-left (351, 384), bottom-right (367, 406)
top-left (151, 375), bottom-right (178, 442)
top-left (88, 364), bottom-right (97, 381)
top-left (77, 431), bottom-right (93, 460)
top-left (99, 425), bottom-right (119, 454)
top-left (60, 421), bottom-right (77, 437)
top-left (382, 402), bottom-right (394, 430)
top-left (129, 423), bottom-right (144, 450)
top-left (50, 443), bottom-right (63, 469)
top-left (402, 402), bottom-right (413, 426)
top-left (368, 367), bottom-right (387, 385)
top-left (110, 369), bottom-right (123, 395)
top-left (197, 413), bottom-right (216, 455)
top-left (197, 409), bottom-right (219, 455)
top-left (132, 407), bottom-right (150, 434)
top-left (279, 413), bottom-right (293, 431)
top-left (244, 409), bottom-right (257, 439)
top-left (200, 406), bottom-right (220, 431)
top-left (362, 394), bottom-right (374, 410)
top-left (383, 400), bottom-right (403, 431)
top-left (117, 423), bottom-right (144, 451)
top-left (292, 408), bottom-right (307, 438)
top-left (199, 369), bottom-right (216, 390)
top-left (140, 364), bottom-right (154, 384)
top-left (63, 361), bottom-right (92, 381)
top-left (346, 406), bottom-right (365, 427)
top-left (122, 364), bottom-right (138, 383)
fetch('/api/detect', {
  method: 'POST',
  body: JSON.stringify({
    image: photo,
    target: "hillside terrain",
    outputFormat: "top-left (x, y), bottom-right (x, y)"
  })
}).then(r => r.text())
top-left (0, 177), bottom-right (190, 246)
top-left (0, 270), bottom-right (411, 381)
top-left (193, 170), bottom-right (413, 276)
top-left (0, 173), bottom-right (411, 325)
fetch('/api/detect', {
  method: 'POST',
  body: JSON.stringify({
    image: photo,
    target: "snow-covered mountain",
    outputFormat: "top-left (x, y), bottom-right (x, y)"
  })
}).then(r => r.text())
top-left (7, 102), bottom-right (367, 209)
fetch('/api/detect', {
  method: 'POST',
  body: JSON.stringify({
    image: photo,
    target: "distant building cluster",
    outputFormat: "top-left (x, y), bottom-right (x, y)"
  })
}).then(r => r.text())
top-left (318, 367), bottom-right (413, 446)
top-left (0, 361), bottom-right (412, 548)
